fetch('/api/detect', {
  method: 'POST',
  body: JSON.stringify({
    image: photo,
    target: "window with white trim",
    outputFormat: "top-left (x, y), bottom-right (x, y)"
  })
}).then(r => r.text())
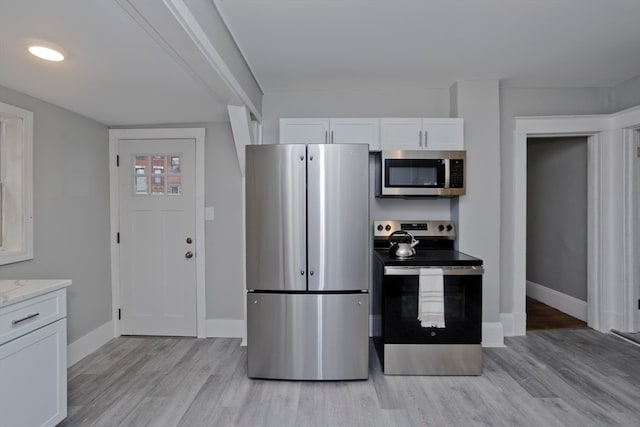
top-left (0, 101), bottom-right (33, 265)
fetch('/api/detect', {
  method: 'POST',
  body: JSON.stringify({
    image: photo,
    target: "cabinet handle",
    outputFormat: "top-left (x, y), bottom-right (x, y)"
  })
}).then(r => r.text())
top-left (325, 130), bottom-right (328, 144)
top-left (11, 312), bottom-right (40, 326)
top-left (419, 130), bottom-right (423, 147)
top-left (424, 130), bottom-right (428, 148)
top-left (331, 130), bottom-right (334, 144)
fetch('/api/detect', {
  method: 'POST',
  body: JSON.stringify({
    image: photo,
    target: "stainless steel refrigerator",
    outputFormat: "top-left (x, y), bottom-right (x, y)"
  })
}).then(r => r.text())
top-left (245, 143), bottom-right (370, 380)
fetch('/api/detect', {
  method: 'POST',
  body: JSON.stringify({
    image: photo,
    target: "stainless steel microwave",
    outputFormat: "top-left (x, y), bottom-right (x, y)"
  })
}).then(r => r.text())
top-left (375, 150), bottom-right (466, 197)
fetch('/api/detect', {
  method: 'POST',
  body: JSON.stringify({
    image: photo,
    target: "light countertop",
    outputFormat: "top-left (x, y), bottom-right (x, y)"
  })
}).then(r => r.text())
top-left (0, 280), bottom-right (72, 308)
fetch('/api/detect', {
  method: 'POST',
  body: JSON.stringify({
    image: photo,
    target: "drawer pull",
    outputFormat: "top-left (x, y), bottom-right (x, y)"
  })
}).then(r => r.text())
top-left (11, 312), bottom-right (40, 326)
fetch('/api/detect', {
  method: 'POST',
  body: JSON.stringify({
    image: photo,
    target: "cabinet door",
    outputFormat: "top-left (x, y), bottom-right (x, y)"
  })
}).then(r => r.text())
top-left (279, 118), bottom-right (329, 144)
top-left (330, 118), bottom-right (380, 150)
top-left (422, 118), bottom-right (464, 150)
top-left (0, 318), bottom-right (67, 427)
top-left (380, 118), bottom-right (423, 150)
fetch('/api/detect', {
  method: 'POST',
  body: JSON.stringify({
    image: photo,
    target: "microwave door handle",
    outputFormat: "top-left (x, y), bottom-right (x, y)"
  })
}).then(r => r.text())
top-left (443, 159), bottom-right (450, 188)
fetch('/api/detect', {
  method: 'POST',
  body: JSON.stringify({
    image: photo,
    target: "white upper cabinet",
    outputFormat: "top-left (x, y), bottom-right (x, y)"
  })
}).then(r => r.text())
top-left (330, 118), bottom-right (380, 150)
top-left (422, 118), bottom-right (464, 150)
top-left (279, 118), bottom-right (380, 150)
top-left (279, 118), bottom-right (330, 144)
top-left (380, 118), bottom-right (464, 150)
top-left (380, 118), bottom-right (423, 150)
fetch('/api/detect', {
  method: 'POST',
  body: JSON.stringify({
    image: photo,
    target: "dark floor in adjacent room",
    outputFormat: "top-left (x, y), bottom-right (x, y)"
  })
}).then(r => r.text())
top-left (526, 297), bottom-right (587, 331)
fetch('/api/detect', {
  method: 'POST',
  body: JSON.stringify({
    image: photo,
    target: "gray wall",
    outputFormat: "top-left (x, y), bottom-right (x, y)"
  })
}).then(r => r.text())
top-left (451, 80), bottom-right (501, 324)
top-left (499, 86), bottom-right (611, 314)
top-left (203, 123), bottom-right (244, 319)
top-left (526, 138), bottom-right (588, 301)
top-left (0, 85), bottom-right (111, 344)
top-left (613, 74), bottom-right (640, 113)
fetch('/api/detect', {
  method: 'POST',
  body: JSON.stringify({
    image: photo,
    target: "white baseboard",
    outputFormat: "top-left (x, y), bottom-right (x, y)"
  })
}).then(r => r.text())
top-left (67, 320), bottom-right (115, 367)
top-left (206, 319), bottom-right (244, 338)
top-left (527, 280), bottom-right (587, 321)
top-left (482, 322), bottom-right (505, 347)
top-left (500, 313), bottom-right (514, 337)
top-left (500, 311), bottom-right (527, 337)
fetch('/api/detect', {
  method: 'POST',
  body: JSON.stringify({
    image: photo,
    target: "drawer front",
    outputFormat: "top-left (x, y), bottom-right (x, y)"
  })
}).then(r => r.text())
top-left (0, 289), bottom-right (66, 345)
top-left (247, 292), bottom-right (369, 380)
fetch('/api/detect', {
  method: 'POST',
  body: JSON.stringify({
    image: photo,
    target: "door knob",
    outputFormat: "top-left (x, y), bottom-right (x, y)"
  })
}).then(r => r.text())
top-left (185, 251), bottom-right (193, 259)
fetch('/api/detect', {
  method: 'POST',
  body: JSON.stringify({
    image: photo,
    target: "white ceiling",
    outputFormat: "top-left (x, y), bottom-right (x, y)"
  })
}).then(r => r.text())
top-left (215, 0), bottom-right (640, 91)
top-left (0, 0), bottom-right (229, 125)
top-left (1, 1), bottom-right (640, 126)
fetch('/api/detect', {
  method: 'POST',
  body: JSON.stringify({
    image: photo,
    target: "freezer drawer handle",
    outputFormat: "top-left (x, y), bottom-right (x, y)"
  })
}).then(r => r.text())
top-left (11, 312), bottom-right (40, 326)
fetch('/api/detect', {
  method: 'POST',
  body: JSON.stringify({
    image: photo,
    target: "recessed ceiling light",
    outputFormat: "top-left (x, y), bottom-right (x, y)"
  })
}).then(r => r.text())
top-left (25, 39), bottom-right (67, 62)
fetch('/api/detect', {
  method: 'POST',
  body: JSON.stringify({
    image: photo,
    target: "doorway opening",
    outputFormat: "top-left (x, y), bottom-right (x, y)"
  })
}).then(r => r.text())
top-left (526, 136), bottom-right (589, 331)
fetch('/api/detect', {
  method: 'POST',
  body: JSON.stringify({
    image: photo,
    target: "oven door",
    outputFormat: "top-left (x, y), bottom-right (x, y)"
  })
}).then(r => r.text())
top-left (382, 266), bottom-right (483, 345)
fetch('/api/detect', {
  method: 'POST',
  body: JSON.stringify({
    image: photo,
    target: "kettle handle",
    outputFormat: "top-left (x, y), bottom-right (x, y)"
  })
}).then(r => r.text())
top-left (389, 230), bottom-right (418, 246)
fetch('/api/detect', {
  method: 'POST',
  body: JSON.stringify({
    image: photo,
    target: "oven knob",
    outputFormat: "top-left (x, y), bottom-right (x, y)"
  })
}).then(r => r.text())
top-left (377, 224), bottom-right (383, 231)
top-left (446, 224), bottom-right (453, 231)
top-left (438, 224), bottom-right (445, 232)
top-left (385, 224), bottom-right (391, 231)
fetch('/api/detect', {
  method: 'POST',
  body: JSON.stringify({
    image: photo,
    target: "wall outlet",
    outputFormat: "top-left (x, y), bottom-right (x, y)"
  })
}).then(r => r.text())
top-left (205, 207), bottom-right (214, 221)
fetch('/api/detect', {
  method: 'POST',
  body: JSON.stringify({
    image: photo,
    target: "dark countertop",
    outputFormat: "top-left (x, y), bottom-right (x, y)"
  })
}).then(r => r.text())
top-left (373, 248), bottom-right (483, 266)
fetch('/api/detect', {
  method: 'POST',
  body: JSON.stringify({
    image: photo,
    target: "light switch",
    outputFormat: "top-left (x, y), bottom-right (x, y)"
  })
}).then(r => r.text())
top-left (205, 207), bottom-right (214, 221)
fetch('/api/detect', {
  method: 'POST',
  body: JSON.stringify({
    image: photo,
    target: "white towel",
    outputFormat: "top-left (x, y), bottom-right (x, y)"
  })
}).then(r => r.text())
top-left (417, 268), bottom-right (445, 328)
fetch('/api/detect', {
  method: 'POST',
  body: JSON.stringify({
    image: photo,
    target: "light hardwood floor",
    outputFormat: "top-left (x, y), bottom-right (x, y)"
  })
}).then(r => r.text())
top-left (61, 329), bottom-right (640, 427)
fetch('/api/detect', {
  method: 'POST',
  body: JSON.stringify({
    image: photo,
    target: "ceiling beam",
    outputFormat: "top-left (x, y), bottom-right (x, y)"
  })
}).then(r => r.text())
top-left (115, 0), bottom-right (262, 122)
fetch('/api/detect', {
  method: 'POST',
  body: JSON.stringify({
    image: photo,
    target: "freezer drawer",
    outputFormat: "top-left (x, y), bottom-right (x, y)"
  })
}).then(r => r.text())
top-left (247, 292), bottom-right (369, 380)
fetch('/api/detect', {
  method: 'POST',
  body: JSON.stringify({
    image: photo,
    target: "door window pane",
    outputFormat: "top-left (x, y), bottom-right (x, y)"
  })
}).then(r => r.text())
top-left (151, 175), bottom-right (165, 195)
top-left (135, 156), bottom-right (149, 174)
top-left (132, 154), bottom-right (182, 196)
top-left (152, 155), bottom-right (165, 173)
top-left (135, 176), bottom-right (148, 194)
top-left (170, 156), bottom-right (181, 173)
top-left (168, 175), bottom-right (182, 194)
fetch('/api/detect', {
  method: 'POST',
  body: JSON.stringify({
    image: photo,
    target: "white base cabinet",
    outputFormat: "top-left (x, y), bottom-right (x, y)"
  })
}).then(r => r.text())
top-left (0, 286), bottom-right (68, 427)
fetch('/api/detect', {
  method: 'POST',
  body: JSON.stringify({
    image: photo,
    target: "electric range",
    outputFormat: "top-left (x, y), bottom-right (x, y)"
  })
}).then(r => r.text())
top-left (372, 220), bottom-right (484, 375)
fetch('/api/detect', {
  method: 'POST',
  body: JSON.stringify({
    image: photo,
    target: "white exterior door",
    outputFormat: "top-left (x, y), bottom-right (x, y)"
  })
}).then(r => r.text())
top-left (118, 139), bottom-right (197, 336)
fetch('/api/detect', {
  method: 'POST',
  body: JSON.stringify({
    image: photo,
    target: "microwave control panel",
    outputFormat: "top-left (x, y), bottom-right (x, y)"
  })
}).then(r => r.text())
top-left (449, 159), bottom-right (464, 188)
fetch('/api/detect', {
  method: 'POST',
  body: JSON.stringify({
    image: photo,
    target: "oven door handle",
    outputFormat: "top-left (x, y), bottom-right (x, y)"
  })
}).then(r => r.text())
top-left (384, 266), bottom-right (484, 276)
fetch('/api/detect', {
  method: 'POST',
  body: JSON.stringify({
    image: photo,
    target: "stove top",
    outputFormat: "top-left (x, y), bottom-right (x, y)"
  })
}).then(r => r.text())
top-left (373, 248), bottom-right (483, 266)
top-left (373, 220), bottom-right (483, 266)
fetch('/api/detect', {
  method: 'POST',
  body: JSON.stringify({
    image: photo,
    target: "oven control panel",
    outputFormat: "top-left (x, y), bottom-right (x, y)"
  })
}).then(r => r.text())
top-left (374, 220), bottom-right (455, 239)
